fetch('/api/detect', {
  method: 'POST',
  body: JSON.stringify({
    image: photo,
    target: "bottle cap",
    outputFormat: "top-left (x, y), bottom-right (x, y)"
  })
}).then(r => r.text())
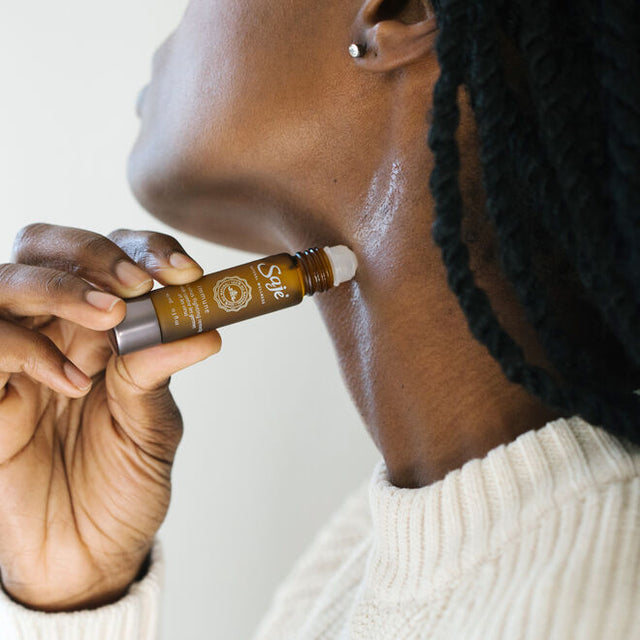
top-left (323, 245), bottom-right (358, 286)
top-left (108, 296), bottom-right (162, 356)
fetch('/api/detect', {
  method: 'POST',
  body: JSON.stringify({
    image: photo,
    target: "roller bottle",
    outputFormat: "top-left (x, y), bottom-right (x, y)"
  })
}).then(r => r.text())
top-left (109, 245), bottom-right (358, 356)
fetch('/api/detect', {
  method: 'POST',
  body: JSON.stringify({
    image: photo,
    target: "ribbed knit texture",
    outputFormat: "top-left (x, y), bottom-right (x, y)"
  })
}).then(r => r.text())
top-left (1, 416), bottom-right (639, 639)
top-left (254, 416), bottom-right (640, 639)
top-left (0, 542), bottom-right (163, 640)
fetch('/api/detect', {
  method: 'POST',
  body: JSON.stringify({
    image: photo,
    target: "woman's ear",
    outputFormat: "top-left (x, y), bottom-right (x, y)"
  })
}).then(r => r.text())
top-left (350, 0), bottom-right (438, 72)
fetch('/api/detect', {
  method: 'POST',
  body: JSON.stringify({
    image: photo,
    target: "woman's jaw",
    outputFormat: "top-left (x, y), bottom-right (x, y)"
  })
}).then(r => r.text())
top-left (127, 0), bottom-right (566, 487)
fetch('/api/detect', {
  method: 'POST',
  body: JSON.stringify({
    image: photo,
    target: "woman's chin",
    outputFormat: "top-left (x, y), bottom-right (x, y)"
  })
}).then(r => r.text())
top-left (127, 146), bottom-right (288, 255)
top-left (126, 133), bottom-right (192, 222)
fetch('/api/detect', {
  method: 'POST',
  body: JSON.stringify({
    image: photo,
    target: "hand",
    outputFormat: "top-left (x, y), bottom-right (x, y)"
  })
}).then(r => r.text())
top-left (0, 224), bottom-right (221, 611)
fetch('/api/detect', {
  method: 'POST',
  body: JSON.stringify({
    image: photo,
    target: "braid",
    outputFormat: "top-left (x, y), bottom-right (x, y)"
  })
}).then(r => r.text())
top-left (599, 2), bottom-right (640, 277)
top-left (428, 0), bottom-right (640, 439)
top-left (428, 0), bottom-right (567, 410)
top-left (516, 0), bottom-right (640, 364)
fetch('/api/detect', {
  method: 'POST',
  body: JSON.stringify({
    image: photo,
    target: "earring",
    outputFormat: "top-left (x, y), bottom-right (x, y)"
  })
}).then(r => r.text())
top-left (348, 43), bottom-right (366, 58)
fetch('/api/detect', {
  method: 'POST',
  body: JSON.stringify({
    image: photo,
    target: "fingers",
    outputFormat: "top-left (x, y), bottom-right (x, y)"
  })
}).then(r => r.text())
top-left (12, 224), bottom-right (204, 299)
top-left (0, 319), bottom-right (92, 399)
top-left (108, 229), bottom-right (204, 285)
top-left (13, 224), bottom-right (155, 298)
top-left (105, 331), bottom-right (222, 460)
top-left (110, 330), bottom-right (222, 394)
top-left (0, 264), bottom-right (125, 331)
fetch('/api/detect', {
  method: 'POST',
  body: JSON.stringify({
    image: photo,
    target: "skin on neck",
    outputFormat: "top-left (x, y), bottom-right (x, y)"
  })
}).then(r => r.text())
top-left (294, 88), bottom-right (564, 488)
top-left (128, 0), bottom-right (566, 489)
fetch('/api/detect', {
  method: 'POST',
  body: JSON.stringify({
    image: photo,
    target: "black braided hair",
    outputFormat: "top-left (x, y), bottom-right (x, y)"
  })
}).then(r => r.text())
top-left (427, 0), bottom-right (640, 440)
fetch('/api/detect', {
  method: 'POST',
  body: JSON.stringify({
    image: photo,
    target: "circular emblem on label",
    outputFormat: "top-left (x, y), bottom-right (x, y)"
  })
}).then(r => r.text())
top-left (212, 276), bottom-right (252, 313)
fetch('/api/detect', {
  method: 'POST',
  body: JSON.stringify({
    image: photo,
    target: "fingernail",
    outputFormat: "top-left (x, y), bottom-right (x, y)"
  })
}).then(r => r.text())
top-left (169, 253), bottom-right (199, 270)
top-left (116, 261), bottom-right (153, 291)
top-left (86, 290), bottom-right (121, 312)
top-left (63, 362), bottom-right (92, 391)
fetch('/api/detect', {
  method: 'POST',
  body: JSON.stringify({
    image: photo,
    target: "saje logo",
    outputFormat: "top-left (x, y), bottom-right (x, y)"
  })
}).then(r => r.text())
top-left (257, 262), bottom-right (290, 299)
top-left (213, 276), bottom-right (252, 313)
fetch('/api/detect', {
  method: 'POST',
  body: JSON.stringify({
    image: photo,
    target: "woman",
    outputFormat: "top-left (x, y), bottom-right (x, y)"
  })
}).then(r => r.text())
top-left (0, 0), bottom-right (638, 637)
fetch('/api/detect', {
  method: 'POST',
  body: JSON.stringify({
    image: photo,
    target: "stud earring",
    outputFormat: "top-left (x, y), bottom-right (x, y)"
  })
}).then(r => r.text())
top-left (348, 43), bottom-right (366, 58)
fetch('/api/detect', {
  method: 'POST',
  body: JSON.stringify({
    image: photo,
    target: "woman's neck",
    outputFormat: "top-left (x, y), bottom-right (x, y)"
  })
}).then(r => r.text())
top-left (310, 158), bottom-right (564, 488)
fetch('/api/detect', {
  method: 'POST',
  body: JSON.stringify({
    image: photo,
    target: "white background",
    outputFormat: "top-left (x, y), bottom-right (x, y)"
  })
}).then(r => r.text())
top-left (0, 2), bottom-right (379, 637)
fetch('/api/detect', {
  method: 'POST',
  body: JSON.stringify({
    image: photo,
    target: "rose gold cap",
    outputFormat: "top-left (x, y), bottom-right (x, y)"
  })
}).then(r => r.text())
top-left (108, 296), bottom-right (162, 356)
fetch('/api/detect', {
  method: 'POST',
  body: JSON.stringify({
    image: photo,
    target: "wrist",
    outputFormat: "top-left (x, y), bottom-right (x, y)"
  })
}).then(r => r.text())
top-left (1, 550), bottom-right (152, 613)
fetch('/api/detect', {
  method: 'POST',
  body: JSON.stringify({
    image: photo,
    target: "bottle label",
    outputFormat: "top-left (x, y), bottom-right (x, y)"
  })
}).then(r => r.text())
top-left (148, 253), bottom-right (305, 342)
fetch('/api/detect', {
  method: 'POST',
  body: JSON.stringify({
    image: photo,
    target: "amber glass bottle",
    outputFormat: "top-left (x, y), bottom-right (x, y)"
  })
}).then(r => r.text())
top-left (109, 245), bottom-right (358, 356)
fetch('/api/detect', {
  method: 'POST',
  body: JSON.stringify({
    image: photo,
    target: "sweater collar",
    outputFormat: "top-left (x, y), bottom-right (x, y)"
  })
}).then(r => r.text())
top-left (367, 416), bottom-right (640, 598)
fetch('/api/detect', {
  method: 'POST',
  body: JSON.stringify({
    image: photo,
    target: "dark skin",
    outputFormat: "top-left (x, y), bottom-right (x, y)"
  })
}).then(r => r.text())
top-left (0, 225), bottom-right (221, 611)
top-left (0, 0), bottom-right (562, 612)
top-left (129, 0), bottom-right (563, 485)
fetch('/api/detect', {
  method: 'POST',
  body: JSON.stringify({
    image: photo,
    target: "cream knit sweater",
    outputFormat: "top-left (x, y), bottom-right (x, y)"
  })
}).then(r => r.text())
top-left (1, 415), bottom-right (639, 639)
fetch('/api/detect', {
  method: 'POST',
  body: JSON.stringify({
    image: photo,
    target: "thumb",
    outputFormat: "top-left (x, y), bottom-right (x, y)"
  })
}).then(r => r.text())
top-left (105, 331), bottom-right (222, 461)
